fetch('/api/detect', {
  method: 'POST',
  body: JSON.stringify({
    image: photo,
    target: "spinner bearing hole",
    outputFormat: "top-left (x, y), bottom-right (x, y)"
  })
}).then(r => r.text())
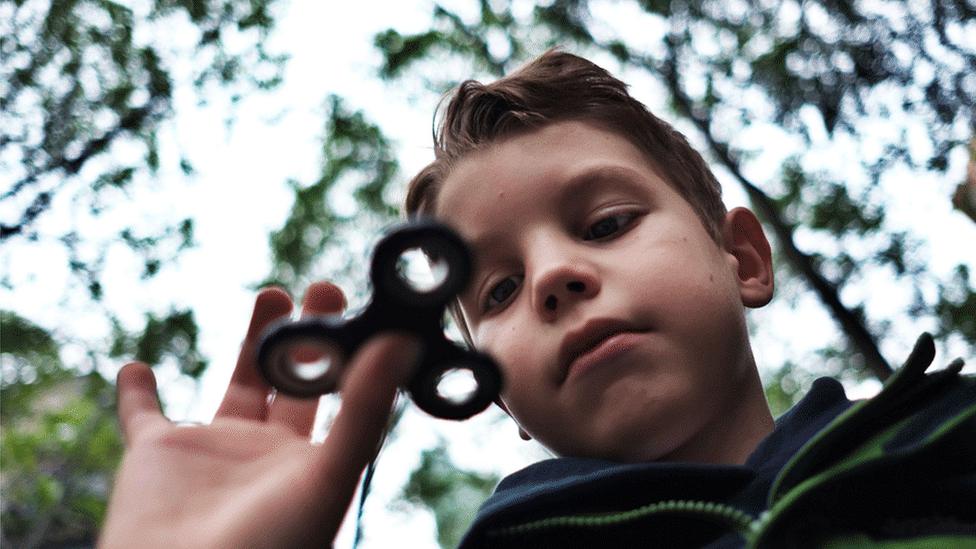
top-left (396, 247), bottom-right (449, 293)
top-left (435, 367), bottom-right (478, 405)
top-left (286, 341), bottom-right (343, 382)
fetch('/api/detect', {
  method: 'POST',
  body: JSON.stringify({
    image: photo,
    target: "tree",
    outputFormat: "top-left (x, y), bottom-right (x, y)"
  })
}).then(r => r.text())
top-left (371, 3), bottom-right (976, 537)
top-left (1, 0), bottom-right (284, 545)
top-left (262, 94), bottom-right (400, 297)
top-left (373, 0), bottom-right (976, 402)
top-left (5, 1), bottom-right (974, 546)
top-left (2, 0), bottom-right (283, 295)
top-left (398, 443), bottom-right (499, 549)
top-left (260, 91), bottom-right (504, 549)
top-left (1, 312), bottom-right (122, 547)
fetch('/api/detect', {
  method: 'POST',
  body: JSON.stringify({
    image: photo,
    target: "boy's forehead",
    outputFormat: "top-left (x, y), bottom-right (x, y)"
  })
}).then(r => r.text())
top-left (433, 121), bottom-right (666, 235)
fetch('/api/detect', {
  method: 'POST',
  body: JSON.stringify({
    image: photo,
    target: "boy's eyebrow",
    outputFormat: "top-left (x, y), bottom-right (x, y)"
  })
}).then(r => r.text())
top-left (465, 230), bottom-right (508, 270)
top-left (557, 164), bottom-right (648, 206)
top-left (465, 164), bottom-right (648, 254)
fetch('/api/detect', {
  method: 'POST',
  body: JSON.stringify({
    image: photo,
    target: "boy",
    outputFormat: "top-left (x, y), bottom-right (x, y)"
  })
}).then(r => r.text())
top-left (101, 51), bottom-right (975, 548)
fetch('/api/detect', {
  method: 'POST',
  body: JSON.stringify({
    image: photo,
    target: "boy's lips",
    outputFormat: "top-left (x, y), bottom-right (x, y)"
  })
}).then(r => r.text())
top-left (558, 319), bottom-right (646, 382)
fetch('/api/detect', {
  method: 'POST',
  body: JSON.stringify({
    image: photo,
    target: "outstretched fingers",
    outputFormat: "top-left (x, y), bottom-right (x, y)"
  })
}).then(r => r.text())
top-left (215, 287), bottom-right (293, 421)
top-left (116, 362), bottom-right (168, 445)
top-left (268, 281), bottom-right (347, 436)
top-left (311, 333), bottom-right (421, 536)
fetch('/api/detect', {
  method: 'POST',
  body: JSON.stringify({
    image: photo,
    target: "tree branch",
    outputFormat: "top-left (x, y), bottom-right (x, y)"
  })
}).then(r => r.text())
top-left (2, 103), bottom-right (158, 203)
top-left (0, 191), bottom-right (51, 240)
top-left (1, 103), bottom-right (161, 241)
top-left (656, 45), bottom-right (893, 380)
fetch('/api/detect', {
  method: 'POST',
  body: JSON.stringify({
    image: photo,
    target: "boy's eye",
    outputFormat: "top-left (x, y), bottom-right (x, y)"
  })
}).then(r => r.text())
top-left (484, 275), bottom-right (523, 311)
top-left (584, 212), bottom-right (637, 240)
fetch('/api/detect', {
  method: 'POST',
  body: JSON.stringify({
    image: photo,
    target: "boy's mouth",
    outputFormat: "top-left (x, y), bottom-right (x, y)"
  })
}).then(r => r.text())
top-left (558, 319), bottom-right (645, 382)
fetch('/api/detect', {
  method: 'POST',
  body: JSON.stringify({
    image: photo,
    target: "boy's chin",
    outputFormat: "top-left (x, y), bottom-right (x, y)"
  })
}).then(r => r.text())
top-left (534, 402), bottom-right (712, 463)
top-left (537, 427), bottom-right (683, 463)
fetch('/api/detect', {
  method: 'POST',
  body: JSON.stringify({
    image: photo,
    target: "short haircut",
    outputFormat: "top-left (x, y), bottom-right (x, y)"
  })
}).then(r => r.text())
top-left (403, 49), bottom-right (727, 344)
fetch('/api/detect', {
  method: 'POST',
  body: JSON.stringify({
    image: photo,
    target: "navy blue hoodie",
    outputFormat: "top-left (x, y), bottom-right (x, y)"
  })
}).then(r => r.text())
top-left (457, 334), bottom-right (975, 548)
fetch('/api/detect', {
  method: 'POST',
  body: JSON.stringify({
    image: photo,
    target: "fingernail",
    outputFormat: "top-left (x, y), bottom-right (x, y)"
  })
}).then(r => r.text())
top-left (246, 287), bottom-right (292, 339)
top-left (302, 281), bottom-right (346, 314)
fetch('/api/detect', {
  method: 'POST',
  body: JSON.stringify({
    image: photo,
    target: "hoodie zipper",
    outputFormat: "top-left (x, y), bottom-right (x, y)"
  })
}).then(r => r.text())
top-left (488, 499), bottom-right (763, 543)
top-left (486, 339), bottom-right (970, 547)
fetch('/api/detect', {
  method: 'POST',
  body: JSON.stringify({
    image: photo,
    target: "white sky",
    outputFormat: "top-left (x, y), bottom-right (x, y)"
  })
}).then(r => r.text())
top-left (1, 2), bottom-right (541, 547)
top-left (2, 1), bottom-right (975, 547)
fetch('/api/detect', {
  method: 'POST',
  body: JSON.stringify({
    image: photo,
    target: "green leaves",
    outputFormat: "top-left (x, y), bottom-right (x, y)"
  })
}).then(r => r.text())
top-left (1, 311), bottom-right (68, 415)
top-left (109, 309), bottom-right (207, 378)
top-left (399, 443), bottom-right (499, 549)
top-left (264, 96), bottom-right (400, 293)
top-left (1, 0), bottom-right (285, 320)
top-left (803, 179), bottom-right (884, 237)
top-left (1, 313), bottom-right (124, 546)
top-left (371, 0), bottom-right (975, 387)
top-left (1, 375), bottom-right (123, 547)
top-left (375, 29), bottom-right (445, 79)
top-left (934, 265), bottom-right (976, 347)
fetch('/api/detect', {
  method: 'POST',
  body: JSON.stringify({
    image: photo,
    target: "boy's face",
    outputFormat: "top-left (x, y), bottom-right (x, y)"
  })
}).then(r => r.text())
top-left (435, 121), bottom-right (759, 462)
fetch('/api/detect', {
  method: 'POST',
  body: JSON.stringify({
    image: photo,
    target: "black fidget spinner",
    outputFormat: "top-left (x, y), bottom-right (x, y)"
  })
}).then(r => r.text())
top-left (256, 220), bottom-right (503, 420)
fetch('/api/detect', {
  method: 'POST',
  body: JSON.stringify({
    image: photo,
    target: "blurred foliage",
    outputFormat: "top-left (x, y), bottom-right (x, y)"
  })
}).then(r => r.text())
top-left (108, 309), bottom-right (208, 379)
top-left (933, 264), bottom-right (976, 348)
top-left (763, 361), bottom-right (810, 417)
top-left (1, 0), bottom-right (284, 251)
top-left (4, 0), bottom-right (976, 546)
top-left (372, 0), bottom-right (976, 385)
top-left (952, 138), bottom-right (976, 223)
top-left (1, 0), bottom-right (282, 545)
top-left (398, 443), bottom-right (499, 549)
top-left (263, 95), bottom-right (401, 298)
top-left (2, 312), bottom-right (123, 548)
top-left (2, 311), bottom-right (71, 418)
top-left (374, 0), bottom-right (976, 517)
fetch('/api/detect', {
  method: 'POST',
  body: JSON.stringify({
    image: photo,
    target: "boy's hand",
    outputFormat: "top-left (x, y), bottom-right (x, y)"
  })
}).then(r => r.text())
top-left (99, 282), bottom-right (419, 549)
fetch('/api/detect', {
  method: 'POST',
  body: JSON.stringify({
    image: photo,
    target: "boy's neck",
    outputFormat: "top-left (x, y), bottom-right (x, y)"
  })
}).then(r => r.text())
top-left (659, 361), bottom-right (774, 466)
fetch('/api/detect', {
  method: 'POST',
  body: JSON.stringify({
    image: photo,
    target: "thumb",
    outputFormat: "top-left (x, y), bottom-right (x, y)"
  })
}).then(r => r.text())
top-left (308, 332), bottom-right (421, 536)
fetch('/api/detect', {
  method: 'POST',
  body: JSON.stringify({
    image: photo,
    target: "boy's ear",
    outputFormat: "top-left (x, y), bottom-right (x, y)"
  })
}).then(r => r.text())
top-left (495, 399), bottom-right (533, 441)
top-left (721, 207), bottom-right (774, 308)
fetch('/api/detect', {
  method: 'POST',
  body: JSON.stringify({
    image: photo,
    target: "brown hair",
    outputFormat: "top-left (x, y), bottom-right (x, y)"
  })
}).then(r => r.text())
top-left (403, 49), bottom-right (727, 344)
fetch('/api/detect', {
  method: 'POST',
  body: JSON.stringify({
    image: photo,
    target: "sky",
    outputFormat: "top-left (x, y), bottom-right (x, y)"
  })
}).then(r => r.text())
top-left (143, 2), bottom-right (543, 547)
top-left (1, 1), bottom-right (540, 547)
top-left (2, 0), bottom-right (975, 547)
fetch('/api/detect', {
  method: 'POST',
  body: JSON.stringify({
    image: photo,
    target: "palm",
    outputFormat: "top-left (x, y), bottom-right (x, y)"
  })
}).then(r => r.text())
top-left (100, 283), bottom-right (418, 549)
top-left (112, 417), bottom-right (327, 547)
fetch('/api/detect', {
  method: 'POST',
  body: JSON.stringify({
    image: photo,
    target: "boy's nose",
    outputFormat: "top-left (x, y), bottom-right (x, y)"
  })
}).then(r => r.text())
top-left (543, 281), bottom-right (587, 310)
top-left (533, 266), bottom-right (600, 320)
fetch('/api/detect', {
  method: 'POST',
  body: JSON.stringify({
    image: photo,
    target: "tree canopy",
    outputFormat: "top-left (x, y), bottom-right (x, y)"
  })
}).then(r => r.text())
top-left (374, 0), bottom-right (975, 386)
top-left (2, 0), bottom-right (283, 545)
top-left (2, 1), bottom-right (974, 547)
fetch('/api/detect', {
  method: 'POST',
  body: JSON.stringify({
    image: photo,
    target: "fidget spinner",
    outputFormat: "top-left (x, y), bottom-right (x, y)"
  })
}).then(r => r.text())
top-left (256, 220), bottom-right (503, 420)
